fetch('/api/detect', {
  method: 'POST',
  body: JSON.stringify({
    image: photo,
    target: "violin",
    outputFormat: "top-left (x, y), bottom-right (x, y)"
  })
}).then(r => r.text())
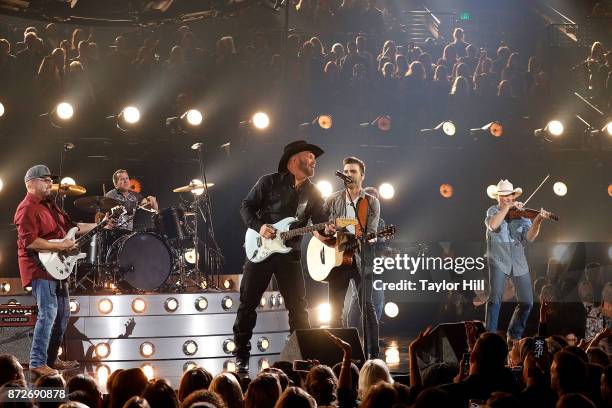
top-left (505, 207), bottom-right (559, 222)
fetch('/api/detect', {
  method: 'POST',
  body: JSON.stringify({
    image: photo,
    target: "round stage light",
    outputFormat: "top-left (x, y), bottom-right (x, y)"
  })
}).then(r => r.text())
top-left (132, 298), bottom-right (147, 313)
top-left (183, 340), bottom-right (198, 356)
top-left (259, 358), bottom-right (270, 371)
top-left (224, 360), bottom-right (236, 373)
top-left (223, 339), bottom-right (236, 354)
top-left (1, 282), bottom-right (11, 293)
top-left (385, 347), bottom-right (400, 364)
top-left (384, 302), bottom-right (399, 318)
top-left (164, 297), bottom-right (179, 313)
top-left (489, 121), bottom-right (504, 137)
top-left (60, 177), bottom-right (76, 186)
top-left (69, 299), bottom-right (79, 313)
top-left (0, 102), bottom-right (4, 117)
top-left (608, 184), bottom-right (612, 198)
top-left (223, 279), bottom-right (234, 290)
top-left (98, 299), bottom-right (113, 314)
top-left (56, 102), bottom-right (74, 120)
top-left (379, 183), bottom-right (395, 200)
top-left (440, 184), bottom-right (454, 198)
top-left (553, 182), bottom-right (567, 197)
top-left (0, 179), bottom-right (3, 193)
top-left (442, 121), bottom-right (456, 136)
top-left (25, 286), bottom-right (31, 293)
top-left (317, 115), bottom-right (333, 129)
top-left (605, 122), bottom-right (612, 136)
top-left (546, 120), bottom-right (564, 137)
top-left (141, 364), bottom-right (154, 380)
top-left (123, 106), bottom-right (140, 124)
top-left (375, 115), bottom-right (392, 132)
top-left (486, 185), bottom-right (497, 199)
top-left (190, 179), bottom-right (205, 196)
top-left (317, 303), bottom-right (331, 325)
top-left (259, 296), bottom-right (267, 308)
top-left (257, 337), bottom-right (270, 352)
top-left (184, 109), bottom-right (203, 126)
top-left (194, 296), bottom-right (208, 312)
top-left (252, 112), bottom-right (270, 129)
top-left (222, 296), bottom-right (233, 310)
top-left (183, 361), bottom-right (198, 372)
top-left (140, 342), bottom-right (155, 358)
top-left (95, 343), bottom-right (110, 358)
top-left (317, 181), bottom-right (333, 198)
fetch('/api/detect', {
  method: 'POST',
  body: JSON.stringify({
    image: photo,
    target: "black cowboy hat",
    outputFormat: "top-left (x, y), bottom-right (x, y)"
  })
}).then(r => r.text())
top-left (277, 140), bottom-right (324, 172)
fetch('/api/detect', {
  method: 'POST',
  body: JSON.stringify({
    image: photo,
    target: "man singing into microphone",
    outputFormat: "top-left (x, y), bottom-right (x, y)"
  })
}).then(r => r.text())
top-left (325, 157), bottom-right (380, 358)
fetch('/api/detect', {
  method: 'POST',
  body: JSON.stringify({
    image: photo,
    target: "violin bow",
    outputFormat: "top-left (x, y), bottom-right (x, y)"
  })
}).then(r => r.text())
top-left (522, 174), bottom-right (550, 207)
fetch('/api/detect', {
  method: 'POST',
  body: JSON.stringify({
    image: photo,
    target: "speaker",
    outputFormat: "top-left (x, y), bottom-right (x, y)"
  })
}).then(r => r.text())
top-left (0, 326), bottom-right (34, 365)
top-left (280, 328), bottom-right (365, 367)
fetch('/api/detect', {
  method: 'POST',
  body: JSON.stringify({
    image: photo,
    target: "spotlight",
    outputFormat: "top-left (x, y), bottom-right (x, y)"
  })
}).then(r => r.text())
top-left (223, 279), bottom-right (234, 290)
top-left (608, 184), bottom-right (612, 198)
top-left (98, 299), bottom-right (113, 314)
top-left (360, 115), bottom-right (391, 132)
top-left (164, 297), bottom-right (179, 313)
top-left (440, 184), bottom-right (454, 198)
top-left (470, 121), bottom-right (503, 137)
top-left (60, 177), bottom-right (76, 186)
top-left (132, 298), bottom-right (147, 313)
top-left (0, 178), bottom-right (3, 193)
top-left (385, 347), bottom-right (400, 364)
top-left (183, 340), bottom-right (198, 356)
top-left (25, 286), bottom-right (31, 293)
top-left (222, 296), bottom-right (234, 310)
top-left (96, 365), bottom-right (111, 385)
top-left (1, 282), bottom-right (10, 293)
top-left (257, 337), bottom-right (270, 352)
top-left (486, 185), bottom-right (497, 199)
top-left (534, 120), bottom-right (564, 140)
top-left (185, 248), bottom-right (197, 264)
top-left (183, 361), bottom-right (198, 371)
top-left (0, 102), bottom-right (4, 117)
top-left (317, 303), bottom-right (331, 325)
top-left (379, 183), bottom-right (395, 200)
top-left (223, 339), bottom-right (236, 354)
top-left (194, 296), bottom-right (208, 312)
top-left (167, 109), bottom-right (204, 133)
top-left (553, 182), bottom-right (568, 196)
top-left (95, 343), bottom-right (110, 358)
top-left (316, 181), bottom-right (333, 198)
top-left (140, 342), bottom-right (155, 358)
top-left (141, 364), bottom-right (154, 380)
top-left (56, 102), bottom-right (74, 120)
top-left (116, 106), bottom-right (141, 131)
top-left (384, 302), bottom-right (399, 318)
top-left (259, 358), bottom-right (270, 371)
top-left (69, 299), bottom-right (80, 313)
top-left (605, 122), bottom-right (612, 136)
top-left (184, 109), bottom-right (203, 126)
top-left (224, 360), bottom-right (236, 372)
top-left (259, 297), bottom-right (267, 308)
top-left (300, 114), bottom-right (333, 130)
top-left (421, 121), bottom-right (456, 136)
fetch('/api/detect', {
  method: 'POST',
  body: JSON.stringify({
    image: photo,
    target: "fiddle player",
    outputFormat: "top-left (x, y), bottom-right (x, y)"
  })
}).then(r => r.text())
top-left (484, 179), bottom-right (550, 344)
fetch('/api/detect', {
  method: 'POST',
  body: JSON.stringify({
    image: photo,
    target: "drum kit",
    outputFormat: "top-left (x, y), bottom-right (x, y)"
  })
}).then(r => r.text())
top-left (56, 181), bottom-right (220, 293)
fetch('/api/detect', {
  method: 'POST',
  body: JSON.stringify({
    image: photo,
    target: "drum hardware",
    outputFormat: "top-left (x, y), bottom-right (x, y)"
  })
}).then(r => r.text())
top-left (74, 196), bottom-right (122, 213)
top-left (51, 183), bottom-right (87, 196)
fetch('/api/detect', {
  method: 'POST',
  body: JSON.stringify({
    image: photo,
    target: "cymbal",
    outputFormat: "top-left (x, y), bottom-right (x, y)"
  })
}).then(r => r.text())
top-left (51, 183), bottom-right (87, 196)
top-left (74, 196), bottom-right (121, 213)
top-left (173, 182), bottom-right (214, 193)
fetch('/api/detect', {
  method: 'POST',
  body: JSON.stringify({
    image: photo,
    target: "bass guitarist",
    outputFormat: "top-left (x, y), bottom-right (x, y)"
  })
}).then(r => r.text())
top-left (233, 141), bottom-right (333, 374)
top-left (14, 165), bottom-right (115, 377)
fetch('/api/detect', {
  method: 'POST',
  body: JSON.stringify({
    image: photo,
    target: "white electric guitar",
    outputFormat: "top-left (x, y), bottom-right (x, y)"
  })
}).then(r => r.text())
top-left (39, 205), bottom-right (126, 280)
top-left (244, 217), bottom-right (357, 263)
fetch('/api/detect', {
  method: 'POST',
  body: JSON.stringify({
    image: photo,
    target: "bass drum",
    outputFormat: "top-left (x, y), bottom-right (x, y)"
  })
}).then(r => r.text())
top-left (106, 232), bottom-right (172, 291)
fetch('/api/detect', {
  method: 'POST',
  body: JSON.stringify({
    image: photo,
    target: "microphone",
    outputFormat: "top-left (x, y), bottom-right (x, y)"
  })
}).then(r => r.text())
top-left (335, 170), bottom-right (352, 184)
top-left (191, 142), bottom-right (203, 150)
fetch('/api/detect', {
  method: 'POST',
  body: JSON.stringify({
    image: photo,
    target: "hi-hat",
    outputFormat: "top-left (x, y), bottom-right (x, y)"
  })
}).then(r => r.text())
top-left (52, 183), bottom-right (87, 196)
top-left (173, 182), bottom-right (214, 193)
top-left (74, 196), bottom-right (121, 213)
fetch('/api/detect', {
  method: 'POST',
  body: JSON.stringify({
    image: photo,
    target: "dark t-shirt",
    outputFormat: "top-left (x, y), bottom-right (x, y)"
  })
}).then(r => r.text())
top-left (105, 189), bottom-right (143, 231)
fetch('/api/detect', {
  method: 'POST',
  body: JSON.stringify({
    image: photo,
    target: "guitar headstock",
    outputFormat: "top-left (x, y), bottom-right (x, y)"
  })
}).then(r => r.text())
top-left (378, 225), bottom-right (396, 239)
top-left (335, 217), bottom-right (358, 228)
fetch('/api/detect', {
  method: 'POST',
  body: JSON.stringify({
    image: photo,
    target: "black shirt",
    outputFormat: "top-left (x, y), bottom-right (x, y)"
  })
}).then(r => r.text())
top-left (240, 171), bottom-right (329, 250)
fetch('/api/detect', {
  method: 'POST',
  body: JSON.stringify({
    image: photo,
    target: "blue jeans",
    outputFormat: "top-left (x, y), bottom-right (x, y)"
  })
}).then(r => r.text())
top-left (30, 279), bottom-right (70, 368)
top-left (344, 279), bottom-right (384, 327)
top-left (485, 267), bottom-right (533, 340)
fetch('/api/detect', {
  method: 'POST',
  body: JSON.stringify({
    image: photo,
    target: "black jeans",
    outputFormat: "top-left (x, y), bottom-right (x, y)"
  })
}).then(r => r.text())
top-left (233, 252), bottom-right (310, 355)
top-left (328, 263), bottom-right (380, 356)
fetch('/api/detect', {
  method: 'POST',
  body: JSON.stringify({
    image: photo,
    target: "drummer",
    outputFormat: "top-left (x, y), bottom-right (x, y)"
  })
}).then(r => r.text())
top-left (105, 169), bottom-right (159, 231)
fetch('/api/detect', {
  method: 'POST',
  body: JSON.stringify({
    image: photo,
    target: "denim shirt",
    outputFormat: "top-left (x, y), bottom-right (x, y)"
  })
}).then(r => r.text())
top-left (485, 205), bottom-right (532, 276)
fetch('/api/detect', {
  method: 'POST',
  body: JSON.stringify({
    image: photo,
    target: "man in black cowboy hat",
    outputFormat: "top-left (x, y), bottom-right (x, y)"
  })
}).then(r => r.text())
top-left (233, 140), bottom-right (333, 374)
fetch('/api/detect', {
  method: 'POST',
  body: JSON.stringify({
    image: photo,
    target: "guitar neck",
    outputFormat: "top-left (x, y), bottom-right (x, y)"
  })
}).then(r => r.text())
top-left (345, 231), bottom-right (377, 251)
top-left (74, 220), bottom-right (108, 248)
top-left (280, 222), bottom-right (329, 240)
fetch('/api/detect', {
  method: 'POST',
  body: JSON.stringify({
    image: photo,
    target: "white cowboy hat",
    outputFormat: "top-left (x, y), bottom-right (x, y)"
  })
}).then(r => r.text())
top-left (492, 179), bottom-right (522, 198)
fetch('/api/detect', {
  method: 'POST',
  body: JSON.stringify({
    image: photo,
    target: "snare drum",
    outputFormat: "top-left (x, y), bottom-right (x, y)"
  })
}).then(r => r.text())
top-left (106, 232), bottom-right (172, 291)
top-left (153, 207), bottom-right (190, 241)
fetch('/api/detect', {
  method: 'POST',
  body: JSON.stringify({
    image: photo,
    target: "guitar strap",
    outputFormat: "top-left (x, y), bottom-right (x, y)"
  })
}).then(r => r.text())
top-left (294, 185), bottom-right (311, 226)
top-left (355, 195), bottom-right (369, 238)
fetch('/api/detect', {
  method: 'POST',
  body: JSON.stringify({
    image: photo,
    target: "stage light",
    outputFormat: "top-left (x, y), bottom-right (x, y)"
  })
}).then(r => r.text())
top-left (379, 183), bottom-right (395, 200)
top-left (140, 342), bottom-right (155, 358)
top-left (278, 295), bottom-right (284, 305)
top-left (223, 279), bottom-right (234, 290)
top-left (164, 297), bottom-right (179, 312)
top-left (471, 121), bottom-right (503, 137)
top-left (223, 339), bottom-right (236, 354)
top-left (440, 184), bottom-right (454, 198)
top-left (98, 299), bottom-right (113, 314)
top-left (69, 299), bottom-right (80, 313)
top-left (608, 184), bottom-right (612, 198)
top-left (360, 115), bottom-right (392, 132)
top-left (95, 343), bottom-right (110, 358)
top-left (141, 364), bottom-right (154, 380)
top-left (183, 340), bottom-right (198, 356)
top-left (384, 302), bottom-right (399, 318)
top-left (1, 282), bottom-right (10, 293)
top-left (60, 177), bottom-right (76, 186)
top-left (190, 179), bottom-right (205, 196)
top-left (317, 181), bottom-right (333, 198)
top-left (116, 106), bottom-right (141, 131)
top-left (258, 337), bottom-right (270, 352)
top-left (224, 360), bottom-right (236, 372)
top-left (0, 102), bottom-right (4, 117)
top-left (222, 296), bottom-right (234, 310)
top-left (252, 112), bottom-right (270, 129)
top-left (260, 296), bottom-right (267, 307)
top-left (385, 347), bottom-right (400, 364)
top-left (194, 296), bottom-right (208, 311)
top-left (25, 286), bottom-right (31, 293)
top-left (551, 244), bottom-right (569, 262)
top-left (535, 120), bottom-right (564, 140)
top-left (420, 121), bottom-right (456, 136)
top-left (96, 365), bottom-right (110, 387)
top-left (185, 248), bottom-right (196, 264)
top-left (56, 102), bottom-right (74, 121)
top-left (183, 361), bottom-right (198, 371)
top-left (301, 114), bottom-right (333, 130)
top-left (486, 185), bottom-right (497, 199)
top-left (184, 109), bottom-right (203, 126)
top-left (317, 303), bottom-right (331, 325)
top-left (605, 122), bottom-right (612, 136)
top-left (553, 182), bottom-right (567, 196)
top-left (132, 298), bottom-right (147, 313)
top-left (0, 178), bottom-right (3, 193)
top-left (259, 358), bottom-right (270, 371)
